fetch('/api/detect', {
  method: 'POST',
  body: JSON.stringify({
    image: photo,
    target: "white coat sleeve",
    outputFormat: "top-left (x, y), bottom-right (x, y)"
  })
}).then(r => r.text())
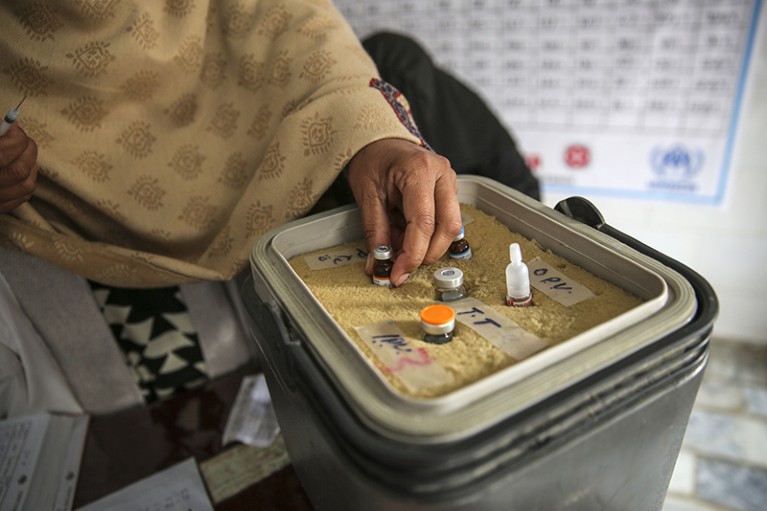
top-left (0, 270), bottom-right (82, 418)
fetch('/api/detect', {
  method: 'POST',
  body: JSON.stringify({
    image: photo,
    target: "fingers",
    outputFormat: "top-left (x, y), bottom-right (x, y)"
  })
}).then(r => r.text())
top-left (0, 124), bottom-right (31, 168)
top-left (0, 195), bottom-right (33, 214)
top-left (0, 124), bottom-right (38, 212)
top-left (392, 153), bottom-right (461, 285)
top-left (347, 138), bottom-right (462, 287)
top-left (428, 170), bottom-right (462, 261)
top-left (347, 143), bottom-right (392, 274)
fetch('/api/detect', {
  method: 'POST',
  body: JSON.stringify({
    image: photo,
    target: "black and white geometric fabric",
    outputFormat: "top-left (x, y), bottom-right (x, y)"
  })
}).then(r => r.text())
top-left (90, 282), bottom-right (209, 403)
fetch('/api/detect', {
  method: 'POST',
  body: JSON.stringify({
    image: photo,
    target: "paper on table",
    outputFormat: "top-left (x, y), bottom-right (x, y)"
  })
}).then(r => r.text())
top-left (199, 438), bottom-right (290, 504)
top-left (53, 415), bottom-right (89, 511)
top-left (0, 414), bottom-right (49, 511)
top-left (0, 413), bottom-right (89, 511)
top-left (222, 374), bottom-right (280, 448)
top-left (75, 458), bottom-right (213, 511)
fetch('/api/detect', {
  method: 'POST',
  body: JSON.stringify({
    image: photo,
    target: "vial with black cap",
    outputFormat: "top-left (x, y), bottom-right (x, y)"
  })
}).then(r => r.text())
top-left (448, 226), bottom-right (472, 260)
top-left (372, 245), bottom-right (395, 287)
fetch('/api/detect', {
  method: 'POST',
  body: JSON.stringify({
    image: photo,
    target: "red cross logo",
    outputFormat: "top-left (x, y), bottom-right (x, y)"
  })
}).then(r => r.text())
top-left (565, 145), bottom-right (591, 168)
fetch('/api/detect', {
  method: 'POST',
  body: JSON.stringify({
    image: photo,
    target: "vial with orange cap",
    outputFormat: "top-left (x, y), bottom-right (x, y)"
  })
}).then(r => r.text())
top-left (419, 304), bottom-right (456, 344)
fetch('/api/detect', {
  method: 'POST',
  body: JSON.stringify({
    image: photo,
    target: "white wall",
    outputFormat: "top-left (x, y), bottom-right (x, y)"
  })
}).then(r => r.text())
top-left (542, 35), bottom-right (767, 345)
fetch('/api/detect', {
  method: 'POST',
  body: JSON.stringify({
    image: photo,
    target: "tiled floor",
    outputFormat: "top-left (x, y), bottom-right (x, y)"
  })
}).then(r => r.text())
top-left (663, 339), bottom-right (767, 511)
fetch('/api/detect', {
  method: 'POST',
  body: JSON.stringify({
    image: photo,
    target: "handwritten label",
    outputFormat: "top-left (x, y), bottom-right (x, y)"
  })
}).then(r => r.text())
top-left (355, 321), bottom-right (453, 393)
top-left (305, 244), bottom-right (368, 270)
top-left (527, 257), bottom-right (596, 307)
top-left (452, 297), bottom-right (548, 361)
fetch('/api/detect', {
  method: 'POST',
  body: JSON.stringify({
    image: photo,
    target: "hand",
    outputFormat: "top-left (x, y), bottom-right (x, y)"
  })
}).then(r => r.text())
top-left (347, 138), bottom-right (462, 287)
top-left (0, 124), bottom-right (38, 214)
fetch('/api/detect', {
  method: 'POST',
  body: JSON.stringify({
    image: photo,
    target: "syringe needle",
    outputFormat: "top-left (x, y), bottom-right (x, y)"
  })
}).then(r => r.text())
top-left (0, 96), bottom-right (28, 136)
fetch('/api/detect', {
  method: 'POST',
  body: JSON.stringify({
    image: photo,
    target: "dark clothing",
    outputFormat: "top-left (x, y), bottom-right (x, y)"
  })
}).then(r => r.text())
top-left (364, 32), bottom-right (540, 200)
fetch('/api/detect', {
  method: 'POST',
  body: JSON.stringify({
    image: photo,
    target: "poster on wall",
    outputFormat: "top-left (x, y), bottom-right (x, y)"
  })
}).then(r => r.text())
top-left (336, 0), bottom-right (764, 205)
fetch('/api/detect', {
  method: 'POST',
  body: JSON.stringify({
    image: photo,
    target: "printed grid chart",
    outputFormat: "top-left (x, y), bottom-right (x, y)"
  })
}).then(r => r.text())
top-left (337, 0), bottom-right (763, 204)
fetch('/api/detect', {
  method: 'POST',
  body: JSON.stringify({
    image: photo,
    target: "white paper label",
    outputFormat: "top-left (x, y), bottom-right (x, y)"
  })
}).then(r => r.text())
top-left (452, 297), bottom-right (548, 361)
top-left (0, 414), bottom-right (48, 511)
top-left (77, 458), bottom-right (213, 511)
top-left (54, 415), bottom-right (89, 511)
top-left (527, 257), bottom-right (596, 307)
top-left (222, 374), bottom-right (280, 448)
top-left (304, 244), bottom-right (368, 270)
top-left (355, 321), bottom-right (453, 393)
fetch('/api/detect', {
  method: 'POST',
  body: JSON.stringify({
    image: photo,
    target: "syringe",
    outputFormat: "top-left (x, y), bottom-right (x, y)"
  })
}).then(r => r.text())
top-left (0, 96), bottom-right (27, 137)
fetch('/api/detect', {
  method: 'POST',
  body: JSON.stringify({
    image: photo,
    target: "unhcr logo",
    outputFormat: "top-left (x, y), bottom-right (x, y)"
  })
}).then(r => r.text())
top-left (648, 144), bottom-right (705, 192)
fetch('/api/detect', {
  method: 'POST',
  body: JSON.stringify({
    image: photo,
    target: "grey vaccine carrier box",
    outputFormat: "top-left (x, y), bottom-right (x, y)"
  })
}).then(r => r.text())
top-left (243, 176), bottom-right (718, 511)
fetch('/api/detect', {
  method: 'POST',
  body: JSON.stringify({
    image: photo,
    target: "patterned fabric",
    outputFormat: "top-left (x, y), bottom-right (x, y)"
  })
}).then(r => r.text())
top-left (370, 78), bottom-right (431, 151)
top-left (90, 282), bottom-right (209, 403)
top-left (0, 0), bottom-right (421, 287)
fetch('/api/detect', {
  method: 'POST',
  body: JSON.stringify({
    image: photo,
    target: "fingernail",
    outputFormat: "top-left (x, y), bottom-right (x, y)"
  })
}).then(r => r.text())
top-left (394, 273), bottom-right (410, 287)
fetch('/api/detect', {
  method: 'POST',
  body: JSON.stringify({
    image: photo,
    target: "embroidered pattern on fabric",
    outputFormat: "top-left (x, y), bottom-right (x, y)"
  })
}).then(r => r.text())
top-left (369, 78), bottom-right (431, 150)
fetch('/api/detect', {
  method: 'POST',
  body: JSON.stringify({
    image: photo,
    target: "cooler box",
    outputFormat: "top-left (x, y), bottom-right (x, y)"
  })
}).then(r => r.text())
top-left (242, 175), bottom-right (718, 511)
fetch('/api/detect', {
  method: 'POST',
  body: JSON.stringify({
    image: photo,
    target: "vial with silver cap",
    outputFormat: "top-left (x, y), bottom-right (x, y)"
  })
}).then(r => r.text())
top-left (448, 226), bottom-right (472, 260)
top-left (372, 245), bottom-right (395, 287)
top-left (433, 267), bottom-right (467, 302)
top-left (505, 242), bottom-right (532, 307)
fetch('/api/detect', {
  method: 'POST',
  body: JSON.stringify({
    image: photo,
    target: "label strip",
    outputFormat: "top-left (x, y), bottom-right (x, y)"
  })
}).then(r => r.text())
top-left (304, 244), bottom-right (368, 270)
top-left (527, 257), bottom-right (596, 307)
top-left (355, 321), bottom-right (454, 393)
top-left (452, 297), bottom-right (549, 361)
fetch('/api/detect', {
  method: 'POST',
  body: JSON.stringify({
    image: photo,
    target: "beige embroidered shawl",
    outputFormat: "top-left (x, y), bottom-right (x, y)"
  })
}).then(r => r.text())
top-left (0, 0), bottom-right (419, 287)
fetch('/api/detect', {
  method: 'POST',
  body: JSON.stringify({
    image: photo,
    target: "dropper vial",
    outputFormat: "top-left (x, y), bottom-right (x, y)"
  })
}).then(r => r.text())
top-left (505, 243), bottom-right (532, 307)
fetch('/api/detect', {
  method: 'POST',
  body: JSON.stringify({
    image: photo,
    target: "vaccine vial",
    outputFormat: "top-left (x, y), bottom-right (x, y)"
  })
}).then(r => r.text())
top-left (505, 242), bottom-right (532, 307)
top-left (448, 226), bottom-right (472, 260)
top-left (433, 267), bottom-right (467, 302)
top-left (420, 304), bottom-right (455, 345)
top-left (372, 245), bottom-right (395, 287)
